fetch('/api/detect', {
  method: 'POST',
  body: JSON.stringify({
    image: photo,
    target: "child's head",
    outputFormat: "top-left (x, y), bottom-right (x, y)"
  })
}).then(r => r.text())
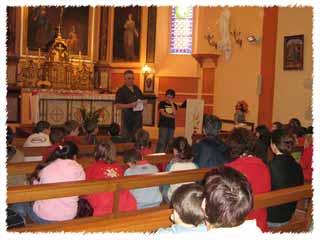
top-left (123, 149), bottom-right (142, 167)
top-left (171, 137), bottom-right (193, 161)
top-left (202, 114), bottom-right (222, 137)
top-left (170, 183), bottom-right (205, 227)
top-left (226, 128), bottom-right (256, 160)
top-left (85, 120), bottom-right (99, 135)
top-left (203, 166), bottom-right (253, 229)
top-left (94, 140), bottom-right (116, 164)
top-left (109, 122), bottom-right (121, 136)
top-left (272, 121), bottom-right (284, 131)
top-left (48, 141), bottom-right (79, 162)
top-left (271, 128), bottom-right (295, 155)
top-left (49, 127), bottom-right (65, 144)
top-left (165, 89), bottom-right (175, 102)
top-left (33, 121), bottom-right (51, 135)
top-left (64, 120), bottom-right (80, 136)
top-left (134, 129), bottom-right (150, 150)
top-left (255, 124), bottom-right (271, 144)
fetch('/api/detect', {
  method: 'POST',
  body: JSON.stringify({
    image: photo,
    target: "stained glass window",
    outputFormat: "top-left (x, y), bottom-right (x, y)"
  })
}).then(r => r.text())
top-left (170, 6), bottom-right (194, 54)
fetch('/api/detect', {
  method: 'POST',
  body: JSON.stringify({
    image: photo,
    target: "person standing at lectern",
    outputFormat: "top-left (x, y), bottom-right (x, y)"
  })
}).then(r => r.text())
top-left (115, 70), bottom-right (144, 141)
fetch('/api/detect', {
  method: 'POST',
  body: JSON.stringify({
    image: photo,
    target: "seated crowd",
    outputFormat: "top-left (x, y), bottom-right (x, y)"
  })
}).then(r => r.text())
top-left (6, 115), bottom-right (313, 233)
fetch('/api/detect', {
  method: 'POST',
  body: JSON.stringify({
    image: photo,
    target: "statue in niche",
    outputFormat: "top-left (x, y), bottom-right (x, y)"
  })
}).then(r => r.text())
top-left (123, 13), bottom-right (139, 60)
top-left (217, 8), bottom-right (232, 60)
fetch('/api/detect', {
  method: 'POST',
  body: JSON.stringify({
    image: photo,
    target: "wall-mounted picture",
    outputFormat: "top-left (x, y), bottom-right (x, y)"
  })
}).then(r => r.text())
top-left (26, 6), bottom-right (90, 55)
top-left (283, 34), bottom-right (304, 70)
top-left (144, 73), bottom-right (155, 93)
top-left (112, 7), bottom-right (141, 62)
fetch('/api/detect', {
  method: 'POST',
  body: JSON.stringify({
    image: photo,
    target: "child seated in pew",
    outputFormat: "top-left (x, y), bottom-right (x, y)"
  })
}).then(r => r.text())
top-left (23, 121), bottom-right (52, 162)
top-left (134, 129), bottom-right (153, 156)
top-left (300, 132), bottom-right (313, 182)
top-left (163, 137), bottom-right (198, 203)
top-left (84, 140), bottom-right (137, 216)
top-left (84, 120), bottom-right (100, 145)
top-left (267, 129), bottom-right (304, 228)
top-left (109, 122), bottom-right (129, 144)
top-left (9, 141), bottom-right (85, 224)
top-left (156, 183), bottom-right (206, 233)
top-left (123, 149), bottom-right (163, 209)
top-left (7, 126), bottom-right (27, 186)
top-left (64, 120), bottom-right (81, 145)
top-left (42, 127), bottom-right (65, 161)
top-left (23, 121), bottom-right (52, 147)
top-left (203, 166), bottom-right (261, 234)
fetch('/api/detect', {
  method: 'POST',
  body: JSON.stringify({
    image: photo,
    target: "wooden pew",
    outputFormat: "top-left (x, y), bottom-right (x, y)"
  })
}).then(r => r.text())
top-left (10, 184), bottom-right (312, 233)
top-left (7, 153), bottom-right (171, 177)
top-left (16, 142), bottom-right (135, 158)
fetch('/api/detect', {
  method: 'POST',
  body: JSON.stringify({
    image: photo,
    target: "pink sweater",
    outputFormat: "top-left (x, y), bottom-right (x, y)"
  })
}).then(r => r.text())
top-left (33, 159), bottom-right (85, 221)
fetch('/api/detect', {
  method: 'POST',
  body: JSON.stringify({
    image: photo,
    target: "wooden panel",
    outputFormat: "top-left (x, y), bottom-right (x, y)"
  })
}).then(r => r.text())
top-left (201, 95), bottom-right (213, 105)
top-left (258, 7), bottom-right (278, 127)
top-left (158, 76), bottom-right (198, 93)
top-left (202, 68), bottom-right (215, 94)
top-left (110, 72), bottom-right (140, 93)
top-left (204, 105), bottom-right (213, 114)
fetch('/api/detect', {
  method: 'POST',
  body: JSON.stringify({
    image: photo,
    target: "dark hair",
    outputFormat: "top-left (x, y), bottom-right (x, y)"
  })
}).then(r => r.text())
top-left (49, 127), bottom-right (65, 144)
top-left (171, 137), bottom-right (193, 161)
top-left (203, 114), bottom-right (222, 136)
top-left (203, 166), bottom-right (253, 228)
top-left (123, 149), bottom-right (142, 164)
top-left (288, 118), bottom-right (305, 137)
top-left (124, 70), bottom-right (134, 76)
top-left (165, 89), bottom-right (176, 97)
top-left (7, 126), bottom-right (14, 145)
top-left (33, 121), bottom-right (50, 134)
top-left (134, 129), bottom-right (151, 149)
top-left (255, 125), bottom-right (271, 146)
top-left (272, 121), bottom-right (284, 130)
top-left (29, 141), bottom-right (79, 183)
top-left (64, 120), bottom-right (80, 135)
top-left (306, 126), bottom-right (313, 134)
top-left (271, 129), bottom-right (295, 154)
top-left (226, 128), bottom-right (256, 159)
top-left (109, 122), bottom-right (120, 136)
top-left (94, 140), bottom-right (116, 164)
top-left (85, 120), bottom-right (98, 134)
top-left (288, 118), bottom-right (302, 128)
top-left (171, 183), bottom-right (205, 226)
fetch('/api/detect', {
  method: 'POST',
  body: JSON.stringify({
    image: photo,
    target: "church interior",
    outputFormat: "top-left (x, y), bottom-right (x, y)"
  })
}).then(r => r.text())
top-left (6, 6), bottom-right (313, 234)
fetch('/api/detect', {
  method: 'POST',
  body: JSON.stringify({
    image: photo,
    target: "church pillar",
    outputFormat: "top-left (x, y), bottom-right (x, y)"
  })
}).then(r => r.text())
top-left (192, 54), bottom-right (219, 114)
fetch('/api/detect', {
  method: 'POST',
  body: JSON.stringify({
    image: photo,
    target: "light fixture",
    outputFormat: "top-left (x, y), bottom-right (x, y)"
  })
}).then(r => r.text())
top-left (230, 28), bottom-right (242, 47)
top-left (204, 28), bottom-right (218, 49)
top-left (142, 64), bottom-right (151, 74)
top-left (247, 35), bottom-right (261, 44)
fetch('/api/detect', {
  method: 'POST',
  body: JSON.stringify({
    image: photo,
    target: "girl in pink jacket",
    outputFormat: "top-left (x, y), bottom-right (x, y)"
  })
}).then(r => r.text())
top-left (9, 141), bottom-right (85, 224)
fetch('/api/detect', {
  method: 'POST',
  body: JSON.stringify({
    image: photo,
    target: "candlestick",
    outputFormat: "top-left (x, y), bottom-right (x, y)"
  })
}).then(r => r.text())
top-left (38, 48), bottom-right (41, 67)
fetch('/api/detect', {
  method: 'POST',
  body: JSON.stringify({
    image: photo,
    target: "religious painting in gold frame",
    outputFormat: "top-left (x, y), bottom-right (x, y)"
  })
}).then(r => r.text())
top-left (21, 6), bottom-right (93, 58)
top-left (112, 6), bottom-right (142, 62)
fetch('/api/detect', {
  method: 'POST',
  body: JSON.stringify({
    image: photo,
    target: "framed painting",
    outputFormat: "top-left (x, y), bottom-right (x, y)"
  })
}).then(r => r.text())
top-left (112, 7), bottom-right (141, 62)
top-left (24, 6), bottom-right (92, 56)
top-left (144, 73), bottom-right (155, 93)
top-left (283, 35), bottom-right (304, 70)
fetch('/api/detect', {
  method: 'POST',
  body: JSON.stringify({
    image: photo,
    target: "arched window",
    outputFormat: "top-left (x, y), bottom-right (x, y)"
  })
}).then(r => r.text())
top-left (170, 6), bottom-right (194, 54)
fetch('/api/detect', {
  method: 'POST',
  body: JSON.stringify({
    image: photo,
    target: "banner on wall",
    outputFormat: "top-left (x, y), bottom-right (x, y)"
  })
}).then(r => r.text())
top-left (185, 99), bottom-right (204, 144)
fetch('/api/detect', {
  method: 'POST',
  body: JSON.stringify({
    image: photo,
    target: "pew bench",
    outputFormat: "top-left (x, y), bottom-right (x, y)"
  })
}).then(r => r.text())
top-left (10, 184), bottom-right (312, 233)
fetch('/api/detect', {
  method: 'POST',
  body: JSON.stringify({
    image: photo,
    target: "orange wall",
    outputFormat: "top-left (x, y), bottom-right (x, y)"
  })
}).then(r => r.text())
top-left (272, 7), bottom-right (313, 127)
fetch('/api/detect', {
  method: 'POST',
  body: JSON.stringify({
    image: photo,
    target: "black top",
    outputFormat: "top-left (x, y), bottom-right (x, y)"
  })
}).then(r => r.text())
top-left (115, 84), bottom-right (144, 105)
top-left (158, 101), bottom-right (178, 129)
top-left (115, 84), bottom-right (144, 132)
top-left (254, 139), bottom-right (269, 164)
top-left (267, 153), bottom-right (304, 223)
top-left (192, 136), bottom-right (230, 168)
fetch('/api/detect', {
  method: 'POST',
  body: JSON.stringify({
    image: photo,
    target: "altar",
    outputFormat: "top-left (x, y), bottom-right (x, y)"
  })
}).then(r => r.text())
top-left (28, 89), bottom-right (156, 127)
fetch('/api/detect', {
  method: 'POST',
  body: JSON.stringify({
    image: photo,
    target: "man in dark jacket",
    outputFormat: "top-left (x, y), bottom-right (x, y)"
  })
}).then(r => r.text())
top-left (192, 115), bottom-right (230, 168)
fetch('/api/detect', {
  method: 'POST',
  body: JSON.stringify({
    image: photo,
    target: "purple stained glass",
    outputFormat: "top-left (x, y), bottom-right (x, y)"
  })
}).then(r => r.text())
top-left (170, 7), bottom-right (193, 54)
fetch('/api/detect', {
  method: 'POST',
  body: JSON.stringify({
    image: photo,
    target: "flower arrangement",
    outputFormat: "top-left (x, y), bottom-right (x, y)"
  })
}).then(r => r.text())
top-left (78, 105), bottom-right (105, 133)
top-left (235, 100), bottom-right (249, 113)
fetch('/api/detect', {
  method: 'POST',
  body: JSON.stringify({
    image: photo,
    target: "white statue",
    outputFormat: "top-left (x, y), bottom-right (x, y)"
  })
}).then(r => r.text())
top-left (216, 8), bottom-right (232, 60)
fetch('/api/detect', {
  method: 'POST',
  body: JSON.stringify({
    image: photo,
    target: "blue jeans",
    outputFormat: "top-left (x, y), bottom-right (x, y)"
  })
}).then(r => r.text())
top-left (267, 221), bottom-right (289, 228)
top-left (156, 127), bottom-right (175, 153)
top-left (9, 202), bottom-right (52, 224)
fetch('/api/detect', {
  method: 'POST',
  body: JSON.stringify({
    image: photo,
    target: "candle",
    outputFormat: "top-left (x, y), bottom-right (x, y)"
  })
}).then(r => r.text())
top-left (79, 51), bottom-right (82, 59)
top-left (38, 48), bottom-right (41, 57)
